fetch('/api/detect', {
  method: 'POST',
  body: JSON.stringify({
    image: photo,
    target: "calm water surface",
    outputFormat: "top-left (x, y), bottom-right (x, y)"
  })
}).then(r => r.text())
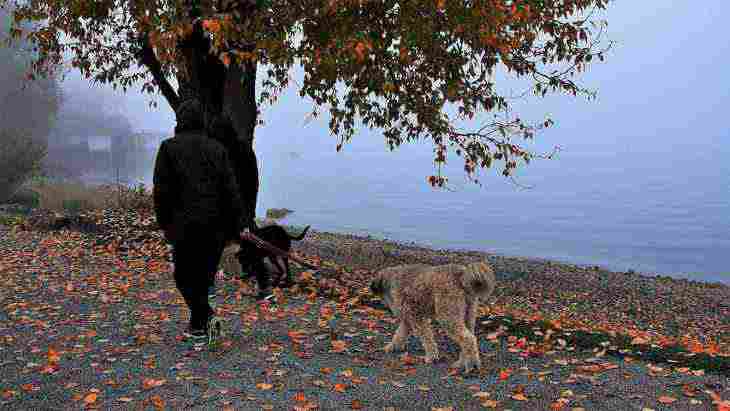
top-left (132, 126), bottom-right (729, 285)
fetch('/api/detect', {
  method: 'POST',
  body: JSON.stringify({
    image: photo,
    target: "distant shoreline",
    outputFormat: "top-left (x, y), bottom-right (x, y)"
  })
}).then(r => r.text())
top-left (283, 223), bottom-right (730, 288)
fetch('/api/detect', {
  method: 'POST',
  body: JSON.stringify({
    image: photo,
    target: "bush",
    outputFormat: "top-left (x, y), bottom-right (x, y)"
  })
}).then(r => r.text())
top-left (7, 187), bottom-right (40, 208)
top-left (0, 129), bottom-right (47, 204)
top-left (24, 180), bottom-right (154, 214)
top-left (29, 181), bottom-right (114, 213)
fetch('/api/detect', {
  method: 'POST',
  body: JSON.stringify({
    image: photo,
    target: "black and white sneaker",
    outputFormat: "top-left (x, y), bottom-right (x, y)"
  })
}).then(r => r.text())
top-left (183, 326), bottom-right (207, 344)
top-left (207, 316), bottom-right (223, 346)
top-left (256, 288), bottom-right (276, 304)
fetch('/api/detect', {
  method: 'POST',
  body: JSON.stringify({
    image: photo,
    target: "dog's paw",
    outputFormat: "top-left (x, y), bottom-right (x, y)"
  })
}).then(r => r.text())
top-left (383, 342), bottom-right (403, 353)
top-left (423, 352), bottom-right (440, 364)
top-left (452, 356), bottom-right (481, 374)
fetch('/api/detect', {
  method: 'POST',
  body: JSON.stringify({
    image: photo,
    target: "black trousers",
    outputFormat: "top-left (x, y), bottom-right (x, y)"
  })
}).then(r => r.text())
top-left (171, 228), bottom-right (226, 330)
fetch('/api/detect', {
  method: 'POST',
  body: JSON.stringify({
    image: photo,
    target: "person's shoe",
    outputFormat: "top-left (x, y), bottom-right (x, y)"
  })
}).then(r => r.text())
top-left (256, 288), bottom-right (276, 304)
top-left (183, 325), bottom-right (207, 343)
top-left (207, 316), bottom-right (223, 346)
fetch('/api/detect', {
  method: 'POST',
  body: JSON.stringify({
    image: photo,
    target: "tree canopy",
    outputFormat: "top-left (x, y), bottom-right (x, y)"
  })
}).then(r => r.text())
top-left (1, 0), bottom-right (612, 187)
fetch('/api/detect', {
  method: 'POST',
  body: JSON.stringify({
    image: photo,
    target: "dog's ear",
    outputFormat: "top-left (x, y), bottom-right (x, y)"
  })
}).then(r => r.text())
top-left (370, 276), bottom-right (387, 296)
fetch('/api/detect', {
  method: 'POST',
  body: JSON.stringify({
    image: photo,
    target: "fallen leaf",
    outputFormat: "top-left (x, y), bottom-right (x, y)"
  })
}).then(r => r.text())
top-left (142, 378), bottom-right (166, 390)
top-left (83, 392), bottom-right (98, 404)
top-left (47, 347), bottom-right (60, 364)
top-left (256, 383), bottom-right (273, 390)
top-left (512, 393), bottom-right (528, 401)
top-left (498, 369), bottom-right (512, 381)
top-left (333, 383), bottom-right (347, 393)
top-left (657, 395), bottom-right (677, 404)
top-left (482, 399), bottom-right (499, 408)
top-left (150, 395), bottom-right (165, 410)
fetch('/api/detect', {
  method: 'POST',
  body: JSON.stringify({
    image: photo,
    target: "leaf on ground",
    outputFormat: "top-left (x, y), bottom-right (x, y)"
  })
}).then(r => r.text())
top-left (511, 393), bottom-right (528, 401)
top-left (333, 383), bottom-right (348, 393)
top-left (83, 392), bottom-right (98, 404)
top-left (657, 395), bottom-right (677, 404)
top-left (150, 395), bottom-right (165, 410)
top-left (498, 369), bottom-right (512, 381)
top-left (256, 383), bottom-right (273, 390)
top-left (141, 378), bottom-right (166, 390)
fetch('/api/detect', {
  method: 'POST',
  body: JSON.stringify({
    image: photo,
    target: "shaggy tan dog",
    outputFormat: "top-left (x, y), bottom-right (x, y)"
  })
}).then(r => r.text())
top-left (370, 261), bottom-right (496, 373)
top-left (219, 243), bottom-right (242, 275)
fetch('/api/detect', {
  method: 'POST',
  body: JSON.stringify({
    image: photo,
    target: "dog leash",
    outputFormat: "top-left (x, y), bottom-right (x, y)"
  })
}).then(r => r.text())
top-left (240, 231), bottom-right (320, 271)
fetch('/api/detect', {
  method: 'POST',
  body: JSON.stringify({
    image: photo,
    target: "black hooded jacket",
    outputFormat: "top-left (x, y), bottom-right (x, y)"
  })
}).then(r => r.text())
top-left (152, 130), bottom-right (245, 243)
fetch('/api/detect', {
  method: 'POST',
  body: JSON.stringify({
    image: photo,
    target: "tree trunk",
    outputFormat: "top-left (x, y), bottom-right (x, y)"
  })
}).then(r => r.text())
top-left (173, 22), bottom-right (260, 223)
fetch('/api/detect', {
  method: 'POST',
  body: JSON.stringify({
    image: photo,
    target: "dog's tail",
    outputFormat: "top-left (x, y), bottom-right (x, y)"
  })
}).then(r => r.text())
top-left (289, 225), bottom-right (311, 241)
top-left (461, 261), bottom-right (496, 299)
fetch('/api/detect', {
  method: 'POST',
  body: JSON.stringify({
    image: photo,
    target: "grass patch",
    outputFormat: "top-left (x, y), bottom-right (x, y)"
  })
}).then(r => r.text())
top-left (478, 315), bottom-right (730, 377)
top-left (29, 181), bottom-right (114, 213)
top-left (17, 181), bottom-right (153, 214)
top-left (7, 187), bottom-right (40, 208)
top-left (0, 214), bottom-right (23, 226)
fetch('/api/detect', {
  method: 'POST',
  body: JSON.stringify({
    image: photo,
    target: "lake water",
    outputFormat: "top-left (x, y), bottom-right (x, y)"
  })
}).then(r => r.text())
top-left (131, 117), bottom-right (729, 286)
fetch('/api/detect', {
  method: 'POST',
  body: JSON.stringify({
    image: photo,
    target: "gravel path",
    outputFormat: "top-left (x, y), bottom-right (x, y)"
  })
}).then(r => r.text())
top-left (1, 219), bottom-right (729, 410)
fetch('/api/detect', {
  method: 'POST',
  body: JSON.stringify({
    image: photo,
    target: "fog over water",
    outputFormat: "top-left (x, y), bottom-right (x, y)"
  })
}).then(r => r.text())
top-left (60, 1), bottom-right (729, 284)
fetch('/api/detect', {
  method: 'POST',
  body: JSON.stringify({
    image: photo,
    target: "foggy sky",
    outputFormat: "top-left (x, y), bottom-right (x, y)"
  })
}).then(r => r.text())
top-left (59, 1), bottom-right (729, 158)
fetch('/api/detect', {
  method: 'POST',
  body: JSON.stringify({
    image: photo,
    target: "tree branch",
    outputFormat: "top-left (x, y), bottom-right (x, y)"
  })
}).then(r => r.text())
top-left (137, 34), bottom-right (180, 111)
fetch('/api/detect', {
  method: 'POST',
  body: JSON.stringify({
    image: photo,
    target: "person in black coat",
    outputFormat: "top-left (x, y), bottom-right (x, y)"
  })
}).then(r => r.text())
top-left (208, 115), bottom-right (275, 302)
top-left (153, 98), bottom-right (247, 340)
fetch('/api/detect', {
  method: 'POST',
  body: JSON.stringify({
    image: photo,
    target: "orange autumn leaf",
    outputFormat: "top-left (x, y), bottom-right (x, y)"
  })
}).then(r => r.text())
top-left (657, 395), bottom-right (677, 404)
top-left (150, 395), bottom-right (165, 410)
top-left (512, 393), bottom-right (528, 401)
top-left (142, 378), bottom-right (166, 390)
top-left (202, 19), bottom-right (221, 33)
top-left (498, 369), bottom-right (512, 380)
top-left (293, 392), bottom-right (307, 402)
top-left (83, 392), bottom-right (98, 404)
top-left (550, 399), bottom-right (569, 410)
top-left (288, 330), bottom-right (307, 341)
top-left (256, 382), bottom-right (273, 390)
top-left (47, 347), bottom-right (60, 364)
top-left (351, 399), bottom-right (364, 409)
top-left (333, 383), bottom-right (347, 393)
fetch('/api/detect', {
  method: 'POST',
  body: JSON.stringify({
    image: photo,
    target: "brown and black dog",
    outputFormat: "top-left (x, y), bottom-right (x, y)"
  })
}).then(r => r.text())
top-left (234, 224), bottom-right (311, 288)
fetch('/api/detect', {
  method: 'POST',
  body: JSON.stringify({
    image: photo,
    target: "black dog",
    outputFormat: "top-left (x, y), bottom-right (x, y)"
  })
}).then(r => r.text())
top-left (236, 224), bottom-right (311, 288)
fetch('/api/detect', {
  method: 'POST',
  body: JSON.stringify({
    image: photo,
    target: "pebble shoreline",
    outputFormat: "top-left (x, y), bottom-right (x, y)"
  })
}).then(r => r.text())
top-left (2, 206), bottom-right (729, 353)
